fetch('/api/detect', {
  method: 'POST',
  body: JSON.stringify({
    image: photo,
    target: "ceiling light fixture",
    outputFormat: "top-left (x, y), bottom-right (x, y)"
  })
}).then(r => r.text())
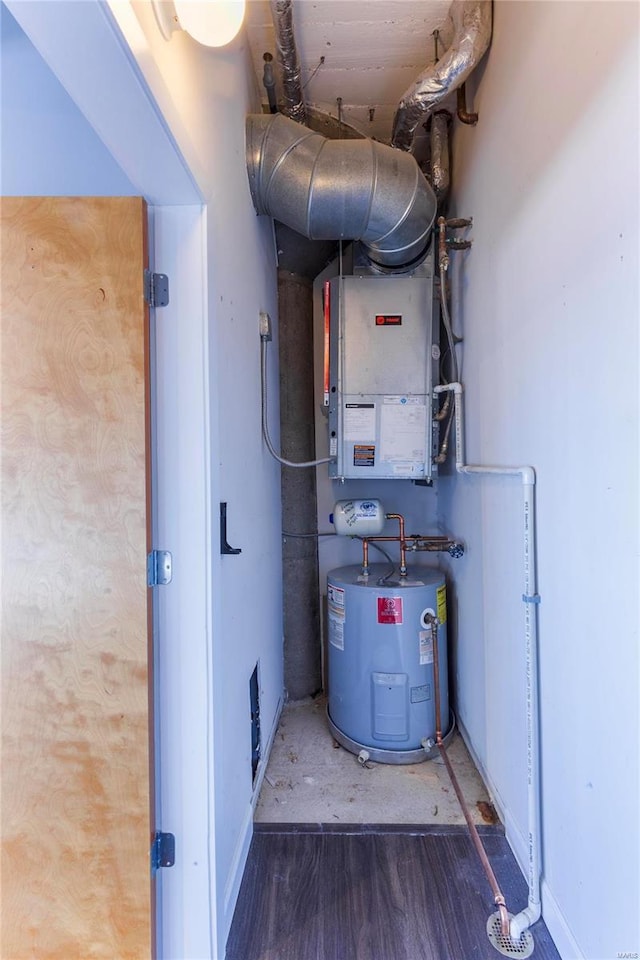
top-left (152, 0), bottom-right (246, 48)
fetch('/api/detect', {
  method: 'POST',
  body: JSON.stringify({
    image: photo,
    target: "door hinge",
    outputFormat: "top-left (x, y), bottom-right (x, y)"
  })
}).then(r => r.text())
top-left (151, 832), bottom-right (175, 871)
top-left (144, 269), bottom-right (169, 308)
top-left (147, 550), bottom-right (173, 587)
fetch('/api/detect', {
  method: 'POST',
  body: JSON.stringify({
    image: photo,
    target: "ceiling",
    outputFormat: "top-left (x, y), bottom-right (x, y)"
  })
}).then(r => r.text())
top-left (245, 1), bottom-right (455, 144)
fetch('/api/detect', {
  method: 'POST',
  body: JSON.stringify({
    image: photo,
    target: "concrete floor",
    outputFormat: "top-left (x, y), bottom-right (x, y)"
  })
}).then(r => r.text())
top-left (255, 697), bottom-right (497, 826)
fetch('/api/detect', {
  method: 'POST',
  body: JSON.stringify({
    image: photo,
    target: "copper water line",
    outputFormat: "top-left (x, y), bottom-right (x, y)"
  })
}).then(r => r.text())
top-left (360, 517), bottom-right (461, 577)
top-left (385, 514), bottom-right (407, 575)
top-left (456, 83), bottom-right (479, 125)
top-left (360, 512), bottom-right (408, 576)
top-left (362, 536), bottom-right (402, 577)
top-left (361, 536), bottom-right (402, 577)
top-left (427, 614), bottom-right (511, 938)
top-left (360, 521), bottom-right (462, 576)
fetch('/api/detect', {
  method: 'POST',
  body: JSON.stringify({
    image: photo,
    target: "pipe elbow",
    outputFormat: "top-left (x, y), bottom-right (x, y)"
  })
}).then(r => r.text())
top-left (434, 381), bottom-right (463, 395)
top-left (520, 466), bottom-right (536, 486)
top-left (245, 113), bottom-right (436, 270)
top-left (509, 903), bottom-right (541, 941)
top-left (391, 0), bottom-right (493, 151)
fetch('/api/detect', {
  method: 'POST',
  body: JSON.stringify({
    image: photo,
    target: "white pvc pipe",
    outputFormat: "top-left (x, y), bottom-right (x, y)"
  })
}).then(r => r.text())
top-left (434, 382), bottom-right (542, 940)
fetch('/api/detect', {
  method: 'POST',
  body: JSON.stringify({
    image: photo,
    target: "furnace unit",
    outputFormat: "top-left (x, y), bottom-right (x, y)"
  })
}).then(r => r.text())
top-left (326, 254), bottom-right (439, 482)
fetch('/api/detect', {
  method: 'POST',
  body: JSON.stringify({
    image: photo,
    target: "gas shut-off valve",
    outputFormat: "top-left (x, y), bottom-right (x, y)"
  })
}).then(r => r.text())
top-left (330, 499), bottom-right (464, 577)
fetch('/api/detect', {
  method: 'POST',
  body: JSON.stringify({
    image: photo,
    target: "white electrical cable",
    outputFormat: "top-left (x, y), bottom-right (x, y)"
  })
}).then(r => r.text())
top-left (260, 336), bottom-right (333, 468)
top-left (434, 381), bottom-right (542, 940)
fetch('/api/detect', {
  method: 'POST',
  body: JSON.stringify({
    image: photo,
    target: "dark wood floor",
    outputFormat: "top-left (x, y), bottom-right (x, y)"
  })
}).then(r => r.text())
top-left (226, 824), bottom-right (561, 960)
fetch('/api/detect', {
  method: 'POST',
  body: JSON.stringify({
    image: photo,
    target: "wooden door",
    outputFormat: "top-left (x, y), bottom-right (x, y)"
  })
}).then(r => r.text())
top-left (1, 197), bottom-right (154, 958)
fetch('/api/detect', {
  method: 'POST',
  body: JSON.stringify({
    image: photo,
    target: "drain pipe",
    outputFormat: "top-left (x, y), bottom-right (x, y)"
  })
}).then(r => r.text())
top-left (434, 381), bottom-right (542, 940)
top-left (427, 611), bottom-right (511, 938)
top-left (262, 53), bottom-right (278, 114)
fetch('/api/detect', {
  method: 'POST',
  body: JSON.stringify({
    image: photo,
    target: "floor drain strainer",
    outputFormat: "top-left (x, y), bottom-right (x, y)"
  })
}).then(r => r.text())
top-left (486, 912), bottom-right (534, 958)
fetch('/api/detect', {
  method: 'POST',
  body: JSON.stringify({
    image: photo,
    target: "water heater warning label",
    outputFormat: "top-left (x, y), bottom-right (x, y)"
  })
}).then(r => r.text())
top-left (377, 597), bottom-right (403, 624)
top-left (328, 584), bottom-right (345, 650)
top-left (436, 585), bottom-right (447, 624)
top-left (419, 631), bottom-right (434, 665)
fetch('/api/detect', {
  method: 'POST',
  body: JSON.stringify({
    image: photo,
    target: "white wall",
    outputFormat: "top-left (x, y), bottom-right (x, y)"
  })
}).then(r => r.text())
top-left (0, 3), bottom-right (136, 195)
top-left (109, 7), bottom-right (285, 956)
top-left (440, 3), bottom-right (639, 957)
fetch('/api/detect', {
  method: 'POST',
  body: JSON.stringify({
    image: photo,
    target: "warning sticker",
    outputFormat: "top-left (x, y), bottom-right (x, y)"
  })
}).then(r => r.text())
top-left (328, 584), bottom-right (345, 650)
top-left (377, 596), bottom-right (403, 624)
top-left (437, 584), bottom-right (447, 624)
top-left (329, 614), bottom-right (344, 650)
top-left (353, 444), bottom-right (375, 467)
top-left (328, 584), bottom-right (345, 617)
top-left (419, 630), bottom-right (434, 665)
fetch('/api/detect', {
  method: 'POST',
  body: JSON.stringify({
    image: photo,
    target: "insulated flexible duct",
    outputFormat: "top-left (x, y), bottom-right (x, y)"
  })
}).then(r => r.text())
top-left (246, 113), bottom-right (437, 269)
top-left (430, 111), bottom-right (451, 208)
top-left (270, 0), bottom-right (306, 124)
top-left (392, 0), bottom-right (492, 152)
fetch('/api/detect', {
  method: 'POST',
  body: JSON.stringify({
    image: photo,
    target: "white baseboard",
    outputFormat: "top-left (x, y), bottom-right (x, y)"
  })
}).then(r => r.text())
top-left (456, 718), bottom-right (585, 960)
top-left (539, 882), bottom-right (585, 960)
top-left (222, 803), bottom-right (253, 921)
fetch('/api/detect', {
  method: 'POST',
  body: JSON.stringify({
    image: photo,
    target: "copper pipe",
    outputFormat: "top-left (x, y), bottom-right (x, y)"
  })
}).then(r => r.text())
top-left (428, 615), bottom-right (511, 938)
top-left (361, 522), bottom-right (460, 577)
top-left (385, 514), bottom-right (407, 575)
top-left (364, 535), bottom-right (457, 548)
top-left (456, 83), bottom-right (478, 125)
top-left (364, 535), bottom-right (408, 571)
top-left (364, 536), bottom-right (402, 542)
top-left (435, 391), bottom-right (451, 422)
top-left (362, 539), bottom-right (369, 574)
top-left (411, 536), bottom-right (451, 544)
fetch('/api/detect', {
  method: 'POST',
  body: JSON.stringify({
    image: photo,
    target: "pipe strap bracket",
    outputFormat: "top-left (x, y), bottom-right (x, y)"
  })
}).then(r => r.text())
top-left (522, 593), bottom-right (541, 604)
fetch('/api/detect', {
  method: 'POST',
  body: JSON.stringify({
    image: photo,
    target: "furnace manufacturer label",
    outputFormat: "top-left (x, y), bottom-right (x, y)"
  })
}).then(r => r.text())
top-left (375, 314), bottom-right (402, 326)
top-left (377, 596), bottom-right (403, 624)
top-left (380, 397), bottom-right (427, 464)
top-left (353, 444), bottom-right (375, 467)
top-left (344, 403), bottom-right (375, 441)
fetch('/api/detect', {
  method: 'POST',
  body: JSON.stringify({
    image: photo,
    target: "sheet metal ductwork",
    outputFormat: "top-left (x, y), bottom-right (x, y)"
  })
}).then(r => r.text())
top-left (392, 0), bottom-right (492, 152)
top-left (246, 113), bottom-right (437, 270)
